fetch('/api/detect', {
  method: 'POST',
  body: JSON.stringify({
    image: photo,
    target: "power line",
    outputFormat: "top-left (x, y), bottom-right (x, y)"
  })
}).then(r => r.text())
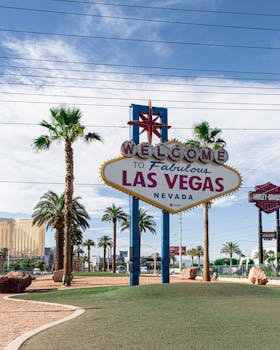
top-left (49, 0), bottom-right (280, 18)
top-left (0, 121), bottom-right (279, 132)
top-left (2, 55), bottom-right (280, 77)
top-left (4, 80), bottom-right (280, 97)
top-left (2, 4), bottom-right (280, 32)
top-left (1, 28), bottom-right (280, 50)
top-left (3, 63), bottom-right (280, 82)
top-left (3, 72), bottom-right (280, 90)
top-left (1, 99), bottom-right (280, 111)
top-left (3, 90), bottom-right (280, 106)
top-left (0, 179), bottom-right (254, 188)
top-left (3, 73), bottom-right (280, 92)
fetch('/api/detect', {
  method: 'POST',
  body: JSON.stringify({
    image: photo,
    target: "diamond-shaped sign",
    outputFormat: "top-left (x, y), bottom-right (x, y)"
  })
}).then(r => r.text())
top-left (101, 150), bottom-right (241, 214)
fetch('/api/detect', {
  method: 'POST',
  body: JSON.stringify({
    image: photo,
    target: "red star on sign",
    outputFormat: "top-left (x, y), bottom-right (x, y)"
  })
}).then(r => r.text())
top-left (128, 100), bottom-right (171, 144)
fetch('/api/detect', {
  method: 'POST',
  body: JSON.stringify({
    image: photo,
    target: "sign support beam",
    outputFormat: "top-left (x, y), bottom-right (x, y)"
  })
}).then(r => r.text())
top-left (258, 208), bottom-right (263, 265)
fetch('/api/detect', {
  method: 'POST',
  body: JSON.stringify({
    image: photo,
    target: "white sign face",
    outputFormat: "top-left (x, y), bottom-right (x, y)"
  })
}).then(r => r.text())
top-left (101, 147), bottom-right (241, 214)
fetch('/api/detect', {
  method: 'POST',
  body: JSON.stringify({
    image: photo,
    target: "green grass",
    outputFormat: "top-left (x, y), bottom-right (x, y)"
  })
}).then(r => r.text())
top-left (73, 271), bottom-right (128, 277)
top-left (14, 283), bottom-right (280, 350)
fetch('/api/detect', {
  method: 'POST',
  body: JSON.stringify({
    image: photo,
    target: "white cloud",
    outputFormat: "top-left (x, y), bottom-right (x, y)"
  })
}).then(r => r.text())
top-left (1, 34), bottom-right (280, 256)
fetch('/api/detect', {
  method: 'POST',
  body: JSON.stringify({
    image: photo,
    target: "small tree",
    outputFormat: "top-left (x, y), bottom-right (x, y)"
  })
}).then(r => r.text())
top-left (98, 235), bottom-right (113, 272)
top-left (102, 204), bottom-right (128, 273)
top-left (83, 239), bottom-right (95, 272)
top-left (195, 245), bottom-right (204, 268)
top-left (187, 248), bottom-right (197, 267)
top-left (220, 241), bottom-right (242, 271)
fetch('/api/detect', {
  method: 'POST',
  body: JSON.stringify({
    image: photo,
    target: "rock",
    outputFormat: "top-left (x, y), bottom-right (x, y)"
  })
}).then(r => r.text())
top-left (52, 269), bottom-right (64, 282)
top-left (0, 271), bottom-right (32, 293)
top-left (248, 266), bottom-right (268, 285)
top-left (179, 267), bottom-right (197, 280)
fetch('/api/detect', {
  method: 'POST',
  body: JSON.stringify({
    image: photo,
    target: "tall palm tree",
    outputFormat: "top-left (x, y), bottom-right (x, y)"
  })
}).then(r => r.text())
top-left (102, 204), bottom-right (128, 273)
top-left (32, 191), bottom-right (90, 271)
top-left (33, 106), bottom-right (101, 286)
top-left (220, 241), bottom-right (242, 271)
top-left (186, 121), bottom-right (225, 282)
top-left (71, 224), bottom-right (84, 272)
top-left (74, 246), bottom-right (84, 272)
top-left (98, 235), bottom-right (113, 272)
top-left (195, 245), bottom-right (204, 268)
top-left (83, 239), bottom-right (95, 272)
top-left (187, 248), bottom-right (197, 267)
top-left (121, 208), bottom-right (157, 261)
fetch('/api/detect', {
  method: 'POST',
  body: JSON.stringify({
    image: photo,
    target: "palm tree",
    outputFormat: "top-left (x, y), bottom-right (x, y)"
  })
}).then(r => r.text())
top-left (71, 224), bottom-right (84, 272)
top-left (121, 208), bottom-right (157, 260)
top-left (98, 235), bottom-right (113, 272)
top-left (102, 204), bottom-right (128, 273)
top-left (32, 191), bottom-right (90, 271)
top-left (220, 241), bottom-right (242, 271)
top-left (195, 245), bottom-right (204, 268)
top-left (33, 106), bottom-right (101, 286)
top-left (83, 239), bottom-right (95, 272)
top-left (186, 121), bottom-right (226, 282)
top-left (187, 248), bottom-right (197, 267)
top-left (80, 255), bottom-right (87, 272)
top-left (74, 246), bottom-right (84, 272)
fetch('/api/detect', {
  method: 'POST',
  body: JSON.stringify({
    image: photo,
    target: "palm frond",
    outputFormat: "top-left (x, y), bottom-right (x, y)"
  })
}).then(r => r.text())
top-left (33, 135), bottom-right (52, 151)
top-left (85, 132), bottom-right (102, 143)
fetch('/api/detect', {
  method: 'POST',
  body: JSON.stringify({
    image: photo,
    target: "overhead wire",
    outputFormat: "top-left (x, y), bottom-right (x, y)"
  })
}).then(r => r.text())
top-left (3, 63), bottom-right (280, 82)
top-left (1, 28), bottom-right (280, 50)
top-left (49, 0), bottom-right (280, 18)
top-left (1, 55), bottom-right (280, 76)
top-left (3, 80), bottom-right (280, 97)
top-left (1, 4), bottom-right (280, 32)
top-left (3, 90), bottom-right (280, 107)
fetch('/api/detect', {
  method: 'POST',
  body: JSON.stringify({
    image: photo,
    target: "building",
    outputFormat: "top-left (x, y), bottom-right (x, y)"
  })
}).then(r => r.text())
top-left (0, 218), bottom-right (45, 258)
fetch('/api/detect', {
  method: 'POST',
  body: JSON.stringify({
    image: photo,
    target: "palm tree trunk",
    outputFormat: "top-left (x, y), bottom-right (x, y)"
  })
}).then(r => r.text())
top-left (77, 252), bottom-right (80, 272)
top-left (88, 246), bottom-right (91, 272)
top-left (63, 139), bottom-right (74, 286)
top-left (103, 246), bottom-right (106, 271)
top-left (191, 257), bottom-right (193, 267)
top-left (230, 254), bottom-right (232, 272)
top-left (203, 202), bottom-right (210, 282)
top-left (198, 256), bottom-right (200, 268)
top-left (113, 219), bottom-right (116, 273)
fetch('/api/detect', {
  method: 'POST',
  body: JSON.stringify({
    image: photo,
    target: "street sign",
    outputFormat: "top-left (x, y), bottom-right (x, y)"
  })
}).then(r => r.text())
top-left (170, 246), bottom-right (186, 255)
top-left (262, 231), bottom-right (276, 240)
top-left (249, 182), bottom-right (280, 214)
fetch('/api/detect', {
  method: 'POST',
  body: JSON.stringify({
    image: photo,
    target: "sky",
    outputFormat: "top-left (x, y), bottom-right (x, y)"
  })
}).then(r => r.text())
top-left (0, 0), bottom-right (280, 261)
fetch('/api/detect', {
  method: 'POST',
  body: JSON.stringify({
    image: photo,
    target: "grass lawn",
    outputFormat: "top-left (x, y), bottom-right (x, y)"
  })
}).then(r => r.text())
top-left (14, 283), bottom-right (280, 350)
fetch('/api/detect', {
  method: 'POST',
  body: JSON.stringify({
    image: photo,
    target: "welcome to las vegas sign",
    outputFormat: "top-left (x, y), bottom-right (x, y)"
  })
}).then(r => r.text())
top-left (101, 140), bottom-right (242, 214)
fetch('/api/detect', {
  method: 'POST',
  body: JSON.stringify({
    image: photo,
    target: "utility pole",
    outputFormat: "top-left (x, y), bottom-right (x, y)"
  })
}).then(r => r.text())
top-left (179, 213), bottom-right (183, 272)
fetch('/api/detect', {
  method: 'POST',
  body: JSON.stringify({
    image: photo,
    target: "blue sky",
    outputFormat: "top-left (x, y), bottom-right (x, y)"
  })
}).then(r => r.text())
top-left (0, 0), bottom-right (280, 261)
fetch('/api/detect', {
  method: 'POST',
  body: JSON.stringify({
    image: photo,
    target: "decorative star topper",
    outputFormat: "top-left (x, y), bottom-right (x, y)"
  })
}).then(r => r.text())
top-left (128, 100), bottom-right (171, 144)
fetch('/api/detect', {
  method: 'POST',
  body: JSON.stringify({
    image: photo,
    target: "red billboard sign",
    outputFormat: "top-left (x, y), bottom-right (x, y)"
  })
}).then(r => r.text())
top-left (169, 246), bottom-right (186, 255)
top-left (249, 182), bottom-right (280, 214)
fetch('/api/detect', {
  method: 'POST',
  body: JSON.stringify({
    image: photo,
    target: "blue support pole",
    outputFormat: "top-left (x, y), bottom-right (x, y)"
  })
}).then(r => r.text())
top-left (161, 210), bottom-right (170, 283)
top-left (159, 107), bottom-right (170, 283)
top-left (129, 105), bottom-right (140, 286)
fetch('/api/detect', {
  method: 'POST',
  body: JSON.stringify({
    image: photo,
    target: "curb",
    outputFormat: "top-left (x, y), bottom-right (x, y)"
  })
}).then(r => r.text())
top-left (3, 295), bottom-right (85, 350)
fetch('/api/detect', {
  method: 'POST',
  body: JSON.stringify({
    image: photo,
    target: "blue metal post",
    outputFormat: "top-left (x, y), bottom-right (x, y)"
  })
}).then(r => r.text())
top-left (159, 107), bottom-right (170, 283)
top-left (161, 211), bottom-right (170, 283)
top-left (129, 105), bottom-right (140, 286)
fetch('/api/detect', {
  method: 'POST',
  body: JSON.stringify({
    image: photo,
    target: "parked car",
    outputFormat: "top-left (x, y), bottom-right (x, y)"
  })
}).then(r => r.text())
top-left (32, 268), bottom-right (41, 275)
top-left (116, 266), bottom-right (127, 274)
